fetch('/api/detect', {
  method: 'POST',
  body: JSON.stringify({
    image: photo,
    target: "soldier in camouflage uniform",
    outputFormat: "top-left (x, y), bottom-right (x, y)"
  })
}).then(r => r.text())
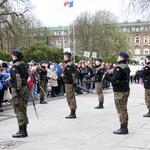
top-left (10, 50), bottom-right (29, 138)
top-left (93, 58), bottom-right (105, 109)
top-left (61, 52), bottom-right (77, 119)
top-left (37, 60), bottom-right (48, 104)
top-left (139, 55), bottom-right (150, 117)
top-left (105, 52), bottom-right (130, 135)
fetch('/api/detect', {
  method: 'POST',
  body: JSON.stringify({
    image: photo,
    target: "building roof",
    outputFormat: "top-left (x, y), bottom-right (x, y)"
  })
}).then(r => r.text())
top-left (49, 26), bottom-right (69, 31)
top-left (118, 21), bottom-right (150, 27)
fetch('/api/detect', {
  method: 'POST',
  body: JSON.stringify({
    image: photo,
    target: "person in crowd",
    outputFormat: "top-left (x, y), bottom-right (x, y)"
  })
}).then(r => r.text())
top-left (55, 62), bottom-right (64, 96)
top-left (75, 62), bottom-right (82, 94)
top-left (10, 49), bottom-right (29, 138)
top-left (81, 62), bottom-right (92, 94)
top-left (105, 51), bottom-right (130, 135)
top-left (49, 64), bottom-right (58, 97)
top-left (61, 52), bottom-right (77, 119)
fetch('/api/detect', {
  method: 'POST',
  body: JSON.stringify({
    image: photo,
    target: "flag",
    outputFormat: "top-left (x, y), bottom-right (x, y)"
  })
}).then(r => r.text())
top-left (64, 1), bottom-right (69, 7)
top-left (69, 1), bottom-right (73, 8)
top-left (64, 1), bottom-right (74, 7)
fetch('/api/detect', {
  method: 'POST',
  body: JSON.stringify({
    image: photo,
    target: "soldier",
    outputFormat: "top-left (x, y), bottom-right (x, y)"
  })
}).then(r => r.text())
top-left (105, 52), bottom-right (130, 134)
top-left (10, 49), bottom-right (29, 138)
top-left (37, 60), bottom-right (48, 104)
top-left (94, 58), bottom-right (105, 109)
top-left (139, 55), bottom-right (150, 117)
top-left (61, 52), bottom-right (77, 119)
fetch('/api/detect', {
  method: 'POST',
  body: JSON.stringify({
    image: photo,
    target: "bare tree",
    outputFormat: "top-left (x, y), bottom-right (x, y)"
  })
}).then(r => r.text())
top-left (71, 10), bottom-right (130, 57)
top-left (125, 0), bottom-right (150, 19)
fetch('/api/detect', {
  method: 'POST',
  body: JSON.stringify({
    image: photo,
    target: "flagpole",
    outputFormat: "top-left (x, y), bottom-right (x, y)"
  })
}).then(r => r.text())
top-left (73, 0), bottom-right (75, 63)
top-left (68, 5), bottom-right (70, 49)
top-left (62, 0), bottom-right (64, 50)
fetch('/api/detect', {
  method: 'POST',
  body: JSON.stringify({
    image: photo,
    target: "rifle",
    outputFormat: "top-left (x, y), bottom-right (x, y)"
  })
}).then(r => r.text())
top-left (76, 84), bottom-right (93, 94)
top-left (27, 87), bottom-right (39, 119)
top-left (39, 85), bottom-right (47, 98)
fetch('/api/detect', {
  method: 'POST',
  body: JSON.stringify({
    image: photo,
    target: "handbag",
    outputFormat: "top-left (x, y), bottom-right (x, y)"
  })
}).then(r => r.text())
top-left (3, 88), bottom-right (12, 100)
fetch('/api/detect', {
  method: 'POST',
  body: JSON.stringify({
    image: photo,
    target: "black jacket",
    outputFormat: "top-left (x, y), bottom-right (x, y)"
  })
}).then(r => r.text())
top-left (139, 62), bottom-right (150, 89)
top-left (106, 60), bottom-right (130, 92)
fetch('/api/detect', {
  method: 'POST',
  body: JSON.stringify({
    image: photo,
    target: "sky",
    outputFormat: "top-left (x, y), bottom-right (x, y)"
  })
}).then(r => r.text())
top-left (30, 0), bottom-right (137, 27)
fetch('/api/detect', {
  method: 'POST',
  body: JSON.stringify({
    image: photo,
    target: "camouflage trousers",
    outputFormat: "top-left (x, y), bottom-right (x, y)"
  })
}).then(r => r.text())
top-left (145, 89), bottom-right (150, 109)
top-left (39, 80), bottom-right (47, 99)
top-left (114, 91), bottom-right (130, 124)
top-left (95, 82), bottom-right (104, 103)
top-left (12, 86), bottom-right (29, 126)
top-left (65, 84), bottom-right (77, 110)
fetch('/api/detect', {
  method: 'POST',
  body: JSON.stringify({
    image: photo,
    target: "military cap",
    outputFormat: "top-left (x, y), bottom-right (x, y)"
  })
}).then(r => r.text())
top-left (96, 58), bottom-right (102, 62)
top-left (146, 55), bottom-right (150, 59)
top-left (12, 49), bottom-right (23, 56)
top-left (64, 52), bottom-right (72, 57)
top-left (119, 51), bottom-right (129, 59)
top-left (40, 60), bottom-right (46, 65)
top-left (81, 57), bottom-right (85, 60)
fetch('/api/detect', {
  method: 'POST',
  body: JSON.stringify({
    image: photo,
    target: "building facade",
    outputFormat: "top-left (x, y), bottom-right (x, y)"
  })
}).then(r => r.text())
top-left (50, 21), bottom-right (150, 61)
top-left (118, 20), bottom-right (150, 61)
top-left (50, 26), bottom-right (70, 49)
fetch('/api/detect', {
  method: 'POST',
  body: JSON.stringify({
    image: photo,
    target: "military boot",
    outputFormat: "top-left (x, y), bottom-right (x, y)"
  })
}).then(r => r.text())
top-left (12, 125), bottom-right (27, 138)
top-left (65, 109), bottom-right (76, 119)
top-left (40, 98), bottom-right (47, 104)
top-left (94, 102), bottom-right (104, 109)
top-left (143, 109), bottom-right (150, 117)
top-left (113, 123), bottom-right (128, 135)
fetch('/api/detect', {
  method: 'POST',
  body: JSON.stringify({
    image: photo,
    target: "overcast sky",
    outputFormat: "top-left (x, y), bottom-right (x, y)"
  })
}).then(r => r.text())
top-left (30, 0), bottom-right (138, 27)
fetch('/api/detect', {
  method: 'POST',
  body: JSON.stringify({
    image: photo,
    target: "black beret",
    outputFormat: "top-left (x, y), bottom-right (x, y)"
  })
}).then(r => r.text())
top-left (12, 50), bottom-right (23, 56)
top-left (64, 52), bottom-right (71, 57)
top-left (96, 58), bottom-right (102, 62)
top-left (119, 51), bottom-right (129, 59)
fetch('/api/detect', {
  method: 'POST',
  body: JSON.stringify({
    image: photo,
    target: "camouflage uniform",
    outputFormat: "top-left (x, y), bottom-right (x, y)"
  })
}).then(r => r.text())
top-left (63, 61), bottom-right (77, 118)
top-left (10, 59), bottom-right (29, 138)
top-left (37, 65), bottom-right (48, 104)
top-left (94, 65), bottom-right (104, 109)
top-left (139, 62), bottom-right (150, 117)
top-left (106, 60), bottom-right (130, 134)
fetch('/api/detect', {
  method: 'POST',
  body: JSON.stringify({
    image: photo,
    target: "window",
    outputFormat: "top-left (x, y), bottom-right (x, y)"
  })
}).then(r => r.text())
top-left (58, 32), bottom-right (62, 35)
top-left (64, 41), bottom-right (67, 45)
top-left (131, 27), bottom-right (135, 31)
top-left (134, 48), bottom-right (140, 54)
top-left (57, 41), bottom-right (61, 46)
top-left (123, 28), bottom-right (126, 32)
top-left (64, 31), bottom-right (67, 35)
top-left (144, 48), bottom-right (149, 54)
top-left (144, 36), bottom-right (149, 43)
top-left (135, 36), bottom-right (140, 43)
top-left (140, 26), bottom-right (144, 31)
top-left (127, 28), bottom-right (131, 32)
top-left (145, 27), bottom-right (149, 31)
top-left (135, 27), bottom-right (140, 31)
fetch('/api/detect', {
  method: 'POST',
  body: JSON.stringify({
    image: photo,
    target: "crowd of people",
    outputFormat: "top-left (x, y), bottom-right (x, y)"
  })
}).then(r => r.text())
top-left (0, 49), bottom-right (150, 138)
top-left (0, 54), bottom-right (146, 111)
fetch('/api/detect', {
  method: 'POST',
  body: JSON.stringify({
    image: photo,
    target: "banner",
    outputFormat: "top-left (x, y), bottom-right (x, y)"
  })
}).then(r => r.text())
top-left (63, 48), bottom-right (71, 53)
top-left (92, 52), bottom-right (97, 58)
top-left (84, 51), bottom-right (90, 58)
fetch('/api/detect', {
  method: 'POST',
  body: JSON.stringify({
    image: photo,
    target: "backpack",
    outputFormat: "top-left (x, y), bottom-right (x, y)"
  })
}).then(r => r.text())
top-left (27, 74), bottom-right (34, 88)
